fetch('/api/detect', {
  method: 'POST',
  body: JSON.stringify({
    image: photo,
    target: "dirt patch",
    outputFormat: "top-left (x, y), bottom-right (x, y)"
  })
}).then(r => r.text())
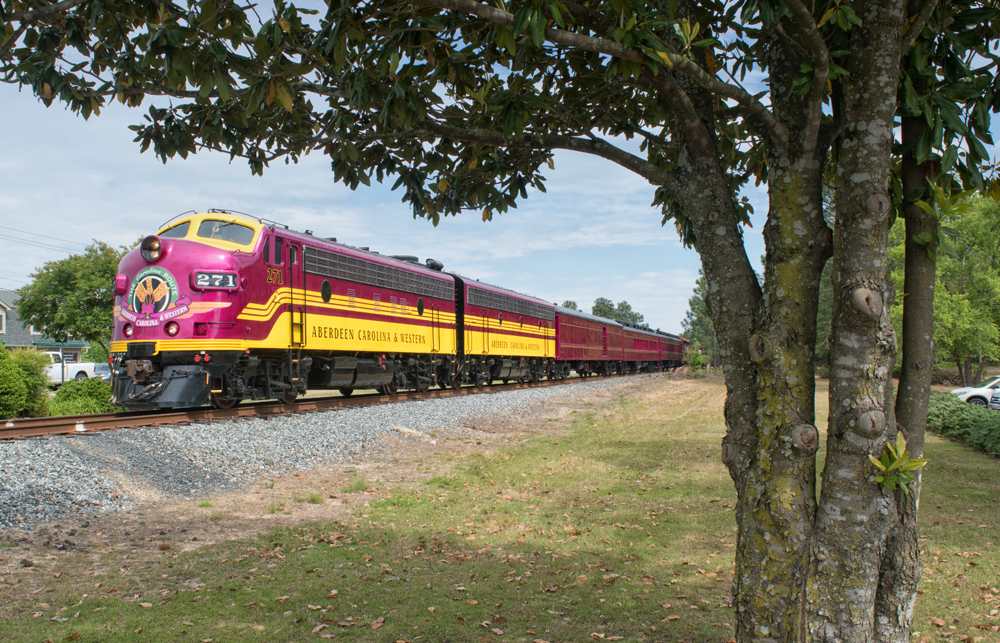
top-left (0, 376), bottom-right (662, 595)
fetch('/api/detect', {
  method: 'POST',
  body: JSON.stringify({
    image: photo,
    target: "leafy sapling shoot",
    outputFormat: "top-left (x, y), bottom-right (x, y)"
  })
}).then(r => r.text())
top-left (868, 433), bottom-right (928, 495)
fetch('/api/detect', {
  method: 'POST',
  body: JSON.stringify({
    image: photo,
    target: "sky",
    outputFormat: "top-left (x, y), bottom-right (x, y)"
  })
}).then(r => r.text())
top-left (0, 80), bottom-right (771, 335)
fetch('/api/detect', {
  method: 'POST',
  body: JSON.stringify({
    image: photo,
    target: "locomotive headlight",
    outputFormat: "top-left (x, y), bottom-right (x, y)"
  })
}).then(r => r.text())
top-left (123, 323), bottom-right (134, 338)
top-left (164, 321), bottom-right (180, 337)
top-left (140, 235), bottom-right (163, 262)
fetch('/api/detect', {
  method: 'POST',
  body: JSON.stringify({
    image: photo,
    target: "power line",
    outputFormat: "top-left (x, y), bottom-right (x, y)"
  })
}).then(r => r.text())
top-left (0, 224), bottom-right (87, 247)
top-left (0, 234), bottom-right (79, 254)
top-left (0, 274), bottom-right (28, 285)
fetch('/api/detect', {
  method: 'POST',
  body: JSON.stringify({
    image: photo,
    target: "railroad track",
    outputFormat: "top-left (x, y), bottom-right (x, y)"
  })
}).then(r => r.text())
top-left (1, 376), bottom-right (604, 441)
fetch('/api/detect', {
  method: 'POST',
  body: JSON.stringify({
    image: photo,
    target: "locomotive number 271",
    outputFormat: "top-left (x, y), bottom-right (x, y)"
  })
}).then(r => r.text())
top-left (266, 268), bottom-right (284, 285)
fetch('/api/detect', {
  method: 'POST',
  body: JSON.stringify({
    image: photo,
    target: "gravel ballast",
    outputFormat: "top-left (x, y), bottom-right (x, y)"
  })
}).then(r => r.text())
top-left (0, 376), bottom-right (648, 532)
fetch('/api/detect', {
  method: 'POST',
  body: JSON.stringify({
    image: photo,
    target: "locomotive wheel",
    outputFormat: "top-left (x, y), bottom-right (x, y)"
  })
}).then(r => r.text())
top-left (211, 394), bottom-right (241, 410)
top-left (502, 378), bottom-right (509, 385)
top-left (339, 388), bottom-right (353, 397)
top-left (281, 391), bottom-right (298, 404)
top-left (450, 375), bottom-right (461, 390)
top-left (379, 381), bottom-right (398, 396)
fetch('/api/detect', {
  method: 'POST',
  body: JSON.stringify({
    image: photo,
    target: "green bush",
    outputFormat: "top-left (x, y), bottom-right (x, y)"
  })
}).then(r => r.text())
top-left (0, 346), bottom-right (28, 419)
top-left (684, 340), bottom-right (708, 378)
top-left (926, 390), bottom-right (1000, 457)
top-left (50, 377), bottom-right (120, 416)
top-left (9, 348), bottom-right (51, 417)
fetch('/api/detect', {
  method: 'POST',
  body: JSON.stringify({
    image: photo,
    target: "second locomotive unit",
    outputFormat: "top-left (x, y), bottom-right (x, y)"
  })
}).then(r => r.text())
top-left (111, 210), bottom-right (685, 410)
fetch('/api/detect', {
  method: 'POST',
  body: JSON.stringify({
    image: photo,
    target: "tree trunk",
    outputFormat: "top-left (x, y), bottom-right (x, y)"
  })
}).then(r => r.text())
top-left (807, 2), bottom-right (908, 640)
top-left (879, 64), bottom-right (933, 643)
top-left (974, 357), bottom-right (986, 386)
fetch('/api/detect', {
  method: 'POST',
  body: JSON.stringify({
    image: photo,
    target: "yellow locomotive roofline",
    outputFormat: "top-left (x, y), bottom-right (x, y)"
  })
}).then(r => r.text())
top-left (154, 211), bottom-right (265, 254)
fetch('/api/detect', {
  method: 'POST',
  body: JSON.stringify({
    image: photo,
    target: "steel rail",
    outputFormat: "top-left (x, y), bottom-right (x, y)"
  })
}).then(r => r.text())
top-left (0, 376), bottom-right (606, 441)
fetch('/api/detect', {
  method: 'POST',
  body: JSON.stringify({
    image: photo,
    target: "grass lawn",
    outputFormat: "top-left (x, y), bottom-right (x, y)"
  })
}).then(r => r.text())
top-left (0, 376), bottom-right (997, 642)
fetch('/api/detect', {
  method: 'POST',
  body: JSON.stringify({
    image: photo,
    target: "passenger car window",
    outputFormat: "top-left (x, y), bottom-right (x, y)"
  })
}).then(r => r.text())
top-left (159, 221), bottom-right (191, 238)
top-left (197, 219), bottom-right (255, 245)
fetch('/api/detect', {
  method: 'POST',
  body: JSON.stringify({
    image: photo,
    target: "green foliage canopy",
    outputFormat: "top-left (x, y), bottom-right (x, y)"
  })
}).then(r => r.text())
top-left (15, 241), bottom-right (124, 355)
top-left (591, 297), bottom-right (645, 325)
top-left (681, 269), bottom-right (718, 367)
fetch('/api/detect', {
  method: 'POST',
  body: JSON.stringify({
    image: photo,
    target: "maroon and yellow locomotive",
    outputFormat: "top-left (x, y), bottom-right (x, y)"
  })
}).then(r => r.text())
top-left (111, 210), bottom-right (686, 409)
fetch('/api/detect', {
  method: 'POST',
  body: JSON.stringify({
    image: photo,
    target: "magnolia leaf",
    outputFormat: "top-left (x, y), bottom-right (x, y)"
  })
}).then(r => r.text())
top-left (868, 454), bottom-right (887, 471)
top-left (273, 83), bottom-right (294, 112)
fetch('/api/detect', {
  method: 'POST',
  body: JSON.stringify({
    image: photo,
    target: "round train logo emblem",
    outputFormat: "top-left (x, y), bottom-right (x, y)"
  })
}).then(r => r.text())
top-left (122, 266), bottom-right (190, 327)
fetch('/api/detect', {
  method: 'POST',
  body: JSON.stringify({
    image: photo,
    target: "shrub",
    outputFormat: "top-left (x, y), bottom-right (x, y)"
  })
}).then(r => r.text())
top-left (0, 346), bottom-right (27, 420)
top-left (684, 340), bottom-right (708, 378)
top-left (9, 348), bottom-right (51, 417)
top-left (925, 391), bottom-right (1000, 457)
top-left (50, 377), bottom-right (120, 416)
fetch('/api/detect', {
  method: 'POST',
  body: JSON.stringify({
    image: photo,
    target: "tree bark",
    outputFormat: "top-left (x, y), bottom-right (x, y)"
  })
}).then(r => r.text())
top-left (878, 66), bottom-right (933, 643)
top-left (807, 2), bottom-right (908, 640)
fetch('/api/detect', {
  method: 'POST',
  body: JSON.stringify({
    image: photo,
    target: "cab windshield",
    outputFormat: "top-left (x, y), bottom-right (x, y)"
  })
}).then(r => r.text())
top-left (197, 219), bottom-right (255, 245)
top-left (158, 221), bottom-right (191, 238)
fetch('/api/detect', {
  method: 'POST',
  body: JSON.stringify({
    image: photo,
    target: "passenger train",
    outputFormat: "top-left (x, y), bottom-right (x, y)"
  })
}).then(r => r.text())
top-left (110, 210), bottom-right (687, 410)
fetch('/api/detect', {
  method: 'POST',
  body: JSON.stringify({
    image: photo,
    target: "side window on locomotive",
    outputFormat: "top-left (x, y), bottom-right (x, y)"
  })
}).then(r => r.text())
top-left (289, 245), bottom-right (297, 264)
top-left (274, 238), bottom-right (283, 265)
top-left (263, 237), bottom-right (270, 264)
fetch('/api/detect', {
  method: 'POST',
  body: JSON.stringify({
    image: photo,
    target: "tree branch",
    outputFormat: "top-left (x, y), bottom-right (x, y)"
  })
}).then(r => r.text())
top-left (902, 0), bottom-right (939, 53)
top-left (0, 21), bottom-right (28, 60)
top-left (407, 0), bottom-right (788, 153)
top-left (7, 0), bottom-right (88, 21)
top-left (784, 0), bottom-right (828, 154)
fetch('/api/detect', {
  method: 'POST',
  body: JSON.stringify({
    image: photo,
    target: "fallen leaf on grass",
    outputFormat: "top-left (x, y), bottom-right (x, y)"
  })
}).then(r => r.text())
top-left (319, 635), bottom-right (336, 640)
top-left (252, 625), bottom-right (265, 631)
top-left (326, 590), bottom-right (339, 598)
top-left (313, 625), bottom-right (328, 633)
top-left (371, 617), bottom-right (385, 629)
top-left (491, 628), bottom-right (504, 635)
top-left (182, 621), bottom-right (194, 626)
top-left (467, 599), bottom-right (479, 605)
top-left (427, 607), bottom-right (436, 612)
top-left (667, 615), bottom-right (680, 621)
top-left (932, 618), bottom-right (946, 627)
top-left (63, 635), bottom-right (80, 642)
top-left (139, 603), bottom-right (152, 608)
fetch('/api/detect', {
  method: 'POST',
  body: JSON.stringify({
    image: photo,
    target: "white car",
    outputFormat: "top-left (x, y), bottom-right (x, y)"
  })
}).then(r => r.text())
top-left (950, 375), bottom-right (1000, 406)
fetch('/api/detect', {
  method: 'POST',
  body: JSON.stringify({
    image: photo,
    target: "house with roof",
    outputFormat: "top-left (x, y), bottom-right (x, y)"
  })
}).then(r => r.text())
top-left (0, 289), bottom-right (88, 362)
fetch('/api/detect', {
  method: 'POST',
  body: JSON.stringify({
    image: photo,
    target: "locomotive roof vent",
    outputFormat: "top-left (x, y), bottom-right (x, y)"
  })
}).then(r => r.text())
top-left (326, 237), bottom-right (337, 242)
top-left (390, 255), bottom-right (420, 264)
top-left (425, 258), bottom-right (444, 271)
